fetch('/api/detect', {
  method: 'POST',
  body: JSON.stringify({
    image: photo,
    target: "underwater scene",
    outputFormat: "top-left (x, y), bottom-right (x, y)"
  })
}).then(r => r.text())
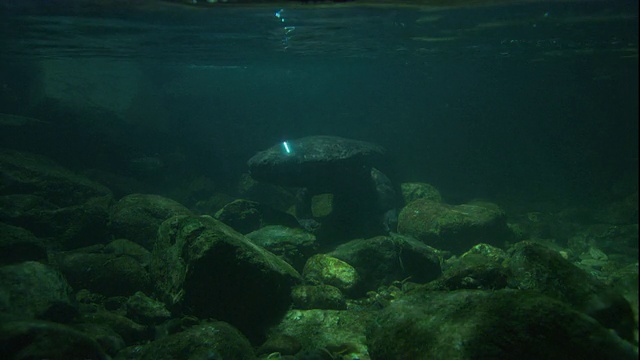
top-left (0, 0), bottom-right (638, 359)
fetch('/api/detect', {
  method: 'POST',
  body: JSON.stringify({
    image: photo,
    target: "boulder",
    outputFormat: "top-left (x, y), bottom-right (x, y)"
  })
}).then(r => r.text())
top-left (214, 198), bottom-right (299, 234)
top-left (109, 193), bottom-right (192, 250)
top-left (302, 254), bottom-right (359, 294)
top-left (245, 225), bottom-right (318, 271)
top-left (150, 215), bottom-right (301, 343)
top-left (397, 199), bottom-right (512, 254)
top-left (0, 261), bottom-right (73, 319)
top-left (0, 222), bottom-right (47, 265)
top-left (114, 321), bottom-right (254, 360)
top-left (52, 245), bottom-right (151, 297)
top-left (368, 288), bottom-right (637, 360)
top-left (327, 234), bottom-right (444, 296)
top-left (0, 150), bottom-right (113, 248)
top-left (0, 317), bottom-right (109, 360)
top-left (506, 241), bottom-right (636, 342)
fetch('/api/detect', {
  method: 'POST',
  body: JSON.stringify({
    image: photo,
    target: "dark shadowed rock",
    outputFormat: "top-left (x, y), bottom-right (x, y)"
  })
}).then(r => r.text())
top-left (247, 135), bottom-right (386, 190)
top-left (247, 136), bottom-right (397, 241)
top-left (0, 150), bottom-right (113, 248)
top-left (214, 198), bottom-right (299, 234)
top-left (52, 245), bottom-right (152, 297)
top-left (114, 321), bottom-right (254, 360)
top-left (0, 261), bottom-right (73, 319)
top-left (0, 222), bottom-right (47, 265)
top-left (150, 215), bottom-right (301, 343)
top-left (109, 193), bottom-right (192, 250)
top-left (0, 317), bottom-right (109, 360)
top-left (368, 289), bottom-right (637, 360)
top-left (505, 241), bottom-right (636, 342)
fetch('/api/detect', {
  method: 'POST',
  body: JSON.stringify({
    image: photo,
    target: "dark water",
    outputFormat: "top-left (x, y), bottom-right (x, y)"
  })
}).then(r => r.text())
top-left (1, 0), bottom-right (638, 210)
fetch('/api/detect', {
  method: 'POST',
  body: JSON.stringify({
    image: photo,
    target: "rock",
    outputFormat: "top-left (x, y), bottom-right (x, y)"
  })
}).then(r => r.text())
top-left (78, 310), bottom-right (150, 345)
top-left (428, 243), bottom-right (509, 291)
top-left (72, 322), bottom-right (126, 357)
top-left (400, 182), bottom-right (443, 204)
top-left (302, 254), bottom-right (359, 293)
top-left (114, 321), bottom-right (254, 360)
top-left (214, 198), bottom-right (299, 234)
top-left (505, 241), bottom-right (636, 342)
top-left (327, 234), bottom-right (443, 296)
top-left (0, 149), bottom-right (112, 207)
top-left (109, 193), bottom-right (192, 250)
top-left (150, 215), bottom-right (301, 343)
top-left (53, 246), bottom-right (151, 297)
top-left (125, 291), bottom-right (171, 326)
top-left (291, 285), bottom-right (347, 310)
top-left (247, 136), bottom-right (386, 190)
top-left (103, 238), bottom-right (152, 267)
top-left (0, 222), bottom-right (47, 265)
top-left (368, 289), bottom-right (637, 359)
top-left (247, 136), bottom-right (397, 240)
top-left (268, 309), bottom-right (374, 360)
top-left (237, 172), bottom-right (297, 214)
top-left (397, 199), bottom-right (512, 254)
top-left (257, 333), bottom-right (302, 357)
top-left (0, 261), bottom-right (73, 319)
top-left (245, 225), bottom-right (318, 271)
top-left (0, 194), bottom-right (112, 249)
top-left (0, 317), bottom-right (109, 360)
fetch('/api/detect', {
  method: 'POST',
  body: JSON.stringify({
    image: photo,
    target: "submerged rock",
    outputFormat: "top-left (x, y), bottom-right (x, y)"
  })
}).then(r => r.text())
top-left (109, 193), bottom-right (192, 250)
top-left (245, 225), bottom-right (318, 271)
top-left (0, 150), bottom-right (113, 248)
top-left (247, 136), bottom-right (398, 240)
top-left (150, 215), bottom-right (301, 343)
top-left (247, 135), bottom-right (386, 190)
top-left (52, 246), bottom-right (152, 297)
top-left (327, 234), bottom-right (444, 296)
top-left (303, 254), bottom-right (359, 294)
top-left (115, 321), bottom-right (254, 360)
top-left (0, 317), bottom-right (109, 360)
top-left (0, 261), bottom-right (73, 319)
top-left (368, 288), bottom-right (637, 360)
top-left (397, 199), bottom-right (512, 254)
top-left (0, 222), bottom-right (47, 265)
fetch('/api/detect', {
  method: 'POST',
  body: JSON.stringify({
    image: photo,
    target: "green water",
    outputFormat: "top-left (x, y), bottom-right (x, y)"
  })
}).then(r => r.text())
top-left (1, 0), bottom-right (637, 210)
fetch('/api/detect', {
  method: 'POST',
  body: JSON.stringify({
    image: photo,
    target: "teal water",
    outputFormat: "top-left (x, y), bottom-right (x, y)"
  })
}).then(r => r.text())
top-left (1, 0), bottom-right (638, 209)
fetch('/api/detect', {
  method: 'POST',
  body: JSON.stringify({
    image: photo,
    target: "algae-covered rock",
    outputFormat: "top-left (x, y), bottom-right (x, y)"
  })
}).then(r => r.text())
top-left (0, 150), bottom-right (113, 247)
top-left (0, 261), bottom-right (73, 319)
top-left (269, 309), bottom-right (374, 360)
top-left (397, 199), bottom-right (512, 254)
top-left (303, 254), bottom-right (359, 293)
top-left (0, 149), bottom-right (112, 207)
top-left (328, 234), bottom-right (443, 296)
top-left (125, 291), bottom-right (171, 326)
top-left (115, 321), bottom-right (254, 360)
top-left (150, 215), bottom-right (301, 343)
top-left (109, 193), bottom-right (192, 250)
top-left (78, 310), bottom-right (150, 345)
top-left (0, 317), bottom-right (109, 360)
top-left (505, 241), bottom-right (636, 342)
top-left (246, 225), bottom-right (318, 271)
top-left (53, 247), bottom-right (151, 297)
top-left (0, 222), bottom-right (46, 265)
top-left (368, 289), bottom-right (637, 360)
top-left (291, 284), bottom-right (347, 310)
top-left (429, 243), bottom-right (509, 291)
top-left (400, 182), bottom-right (443, 204)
